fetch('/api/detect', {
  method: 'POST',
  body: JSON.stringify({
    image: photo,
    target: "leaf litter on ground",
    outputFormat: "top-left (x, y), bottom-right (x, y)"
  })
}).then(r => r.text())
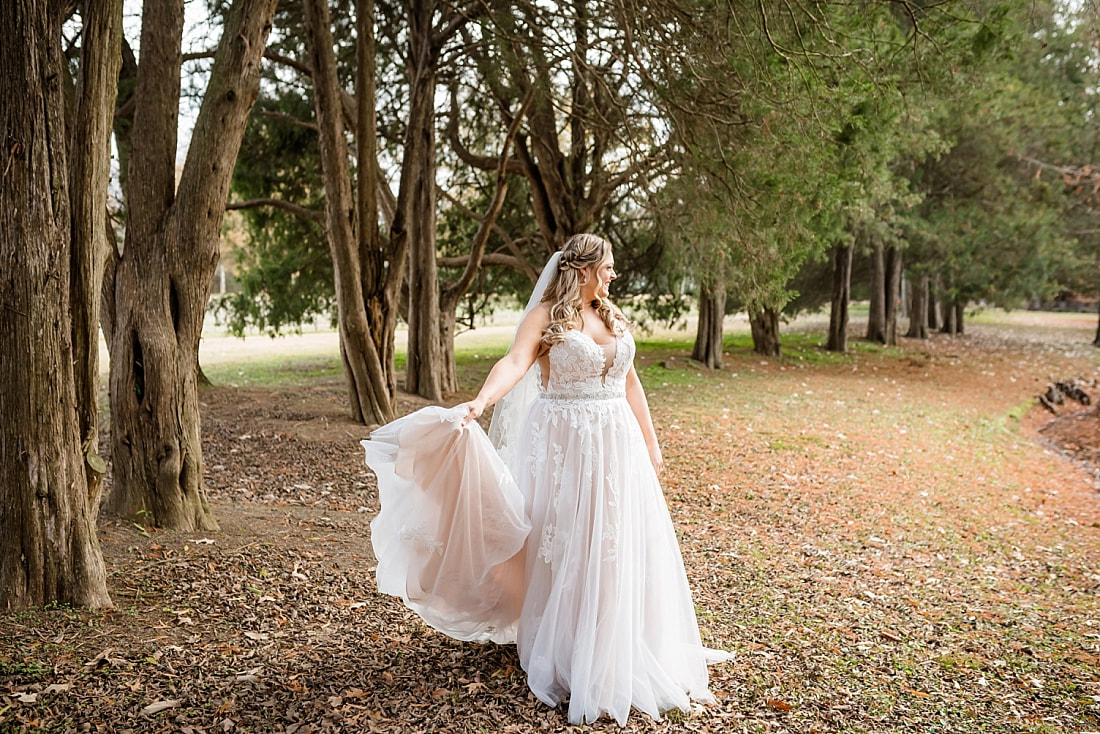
top-left (1, 314), bottom-right (1099, 733)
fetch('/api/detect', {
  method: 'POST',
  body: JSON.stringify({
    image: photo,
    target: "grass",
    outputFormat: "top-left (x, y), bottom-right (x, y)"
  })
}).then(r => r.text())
top-left (202, 354), bottom-right (345, 388)
top-left (199, 335), bottom-right (512, 390)
top-left (196, 308), bottom-right (1097, 391)
top-left (0, 659), bottom-right (48, 681)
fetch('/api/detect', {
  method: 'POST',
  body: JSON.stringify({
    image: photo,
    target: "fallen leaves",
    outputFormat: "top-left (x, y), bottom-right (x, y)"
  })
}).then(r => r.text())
top-left (142, 701), bottom-right (182, 719)
top-left (2, 319), bottom-right (1099, 732)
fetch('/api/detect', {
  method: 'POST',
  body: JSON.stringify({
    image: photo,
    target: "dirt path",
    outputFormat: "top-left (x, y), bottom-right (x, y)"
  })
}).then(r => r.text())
top-left (4, 313), bottom-right (1100, 733)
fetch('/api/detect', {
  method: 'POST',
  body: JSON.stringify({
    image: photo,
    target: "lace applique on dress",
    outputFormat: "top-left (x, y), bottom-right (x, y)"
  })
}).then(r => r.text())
top-left (540, 330), bottom-right (632, 401)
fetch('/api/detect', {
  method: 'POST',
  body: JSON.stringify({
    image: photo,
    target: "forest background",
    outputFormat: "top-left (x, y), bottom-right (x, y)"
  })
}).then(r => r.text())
top-left (2, 0), bottom-right (1100, 727)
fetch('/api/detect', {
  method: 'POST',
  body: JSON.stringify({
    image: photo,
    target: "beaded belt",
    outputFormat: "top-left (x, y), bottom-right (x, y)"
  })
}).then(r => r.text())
top-left (540, 390), bottom-right (625, 401)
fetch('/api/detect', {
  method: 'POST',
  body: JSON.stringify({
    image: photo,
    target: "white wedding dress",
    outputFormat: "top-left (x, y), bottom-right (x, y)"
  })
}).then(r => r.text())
top-left (362, 328), bottom-right (729, 725)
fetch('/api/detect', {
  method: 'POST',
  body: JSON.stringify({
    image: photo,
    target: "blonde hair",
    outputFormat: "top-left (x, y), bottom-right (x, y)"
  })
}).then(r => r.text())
top-left (541, 234), bottom-right (625, 346)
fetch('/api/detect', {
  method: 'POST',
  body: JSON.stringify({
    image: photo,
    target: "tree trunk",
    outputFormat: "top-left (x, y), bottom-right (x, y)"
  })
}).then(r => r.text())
top-left (356, 0), bottom-right (404, 420)
top-left (1094, 298), bottom-right (1100, 347)
top-left (826, 244), bottom-right (853, 352)
top-left (905, 274), bottom-right (929, 339)
top-left (106, 0), bottom-right (277, 529)
top-left (304, 0), bottom-right (397, 426)
top-left (927, 276), bottom-right (941, 331)
top-left (749, 307), bottom-right (781, 357)
top-left (954, 300), bottom-right (965, 335)
top-left (884, 246), bottom-right (901, 346)
top-left (70, 0), bottom-right (123, 518)
top-left (403, 0), bottom-right (444, 400)
top-left (101, 40), bottom-right (138, 356)
top-left (867, 242), bottom-right (886, 343)
top-left (691, 282), bottom-right (725, 369)
top-left (0, 0), bottom-right (112, 609)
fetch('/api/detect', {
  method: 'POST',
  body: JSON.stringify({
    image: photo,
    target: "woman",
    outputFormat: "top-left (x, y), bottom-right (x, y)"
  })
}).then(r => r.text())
top-left (363, 234), bottom-right (728, 726)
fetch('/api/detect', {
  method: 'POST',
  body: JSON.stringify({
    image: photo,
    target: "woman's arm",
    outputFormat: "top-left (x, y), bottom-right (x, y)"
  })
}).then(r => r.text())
top-left (463, 306), bottom-right (550, 424)
top-left (625, 364), bottom-right (664, 476)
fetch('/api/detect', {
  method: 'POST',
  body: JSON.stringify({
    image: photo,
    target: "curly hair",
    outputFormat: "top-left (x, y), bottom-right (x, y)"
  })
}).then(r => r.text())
top-left (541, 234), bottom-right (625, 346)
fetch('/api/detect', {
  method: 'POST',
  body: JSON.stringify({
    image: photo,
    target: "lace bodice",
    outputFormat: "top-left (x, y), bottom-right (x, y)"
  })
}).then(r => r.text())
top-left (538, 329), bottom-right (635, 399)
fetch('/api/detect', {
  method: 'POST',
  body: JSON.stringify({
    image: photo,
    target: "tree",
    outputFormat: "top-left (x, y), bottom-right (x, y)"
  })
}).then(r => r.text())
top-left (639, 0), bottom-right (864, 359)
top-left (905, 273), bottom-right (930, 339)
top-left (440, 0), bottom-right (669, 373)
top-left (1, 0), bottom-right (121, 608)
top-left (826, 244), bottom-right (854, 352)
top-left (1012, 0), bottom-right (1100, 345)
top-left (221, 89), bottom-right (333, 338)
top-left (898, 0), bottom-right (1094, 339)
top-left (229, 0), bottom-right (493, 408)
top-left (105, 0), bottom-right (278, 529)
top-left (302, 0), bottom-right (408, 425)
top-left (691, 282), bottom-right (726, 368)
top-left (436, 91), bottom-right (533, 390)
top-left (866, 243), bottom-right (902, 345)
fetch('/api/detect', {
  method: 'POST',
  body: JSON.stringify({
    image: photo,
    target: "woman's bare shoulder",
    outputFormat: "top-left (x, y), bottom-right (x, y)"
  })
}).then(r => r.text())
top-left (527, 303), bottom-right (552, 323)
top-left (516, 303), bottom-right (552, 336)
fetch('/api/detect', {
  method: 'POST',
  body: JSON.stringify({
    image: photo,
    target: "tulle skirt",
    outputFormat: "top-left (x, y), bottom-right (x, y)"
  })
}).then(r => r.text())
top-left (362, 402), bottom-right (729, 725)
top-left (363, 406), bottom-right (529, 644)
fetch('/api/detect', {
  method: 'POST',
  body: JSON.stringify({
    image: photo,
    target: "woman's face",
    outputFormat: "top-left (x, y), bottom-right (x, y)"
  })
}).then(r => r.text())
top-left (591, 251), bottom-right (617, 299)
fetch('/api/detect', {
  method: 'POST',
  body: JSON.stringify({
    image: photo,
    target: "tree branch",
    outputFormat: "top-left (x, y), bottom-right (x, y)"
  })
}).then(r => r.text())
top-left (445, 85), bottom-right (536, 301)
top-left (185, 48), bottom-right (314, 79)
top-left (438, 252), bottom-right (532, 271)
top-left (226, 197), bottom-right (323, 223)
top-left (445, 82), bottom-right (525, 173)
top-left (434, 0), bottom-right (482, 48)
top-left (259, 109), bottom-right (318, 131)
top-left (1017, 154), bottom-right (1100, 182)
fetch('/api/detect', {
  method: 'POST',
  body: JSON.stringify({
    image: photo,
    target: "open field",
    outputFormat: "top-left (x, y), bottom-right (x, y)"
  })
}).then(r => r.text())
top-left (5, 310), bottom-right (1100, 733)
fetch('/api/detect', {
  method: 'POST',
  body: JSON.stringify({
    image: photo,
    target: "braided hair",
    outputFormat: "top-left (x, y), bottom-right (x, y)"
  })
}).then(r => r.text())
top-left (541, 234), bottom-right (625, 346)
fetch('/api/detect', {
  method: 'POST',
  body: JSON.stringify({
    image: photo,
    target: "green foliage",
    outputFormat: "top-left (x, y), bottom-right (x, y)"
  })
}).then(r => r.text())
top-left (900, 0), bottom-right (1098, 309)
top-left (216, 0), bottom-right (1098, 351)
top-left (216, 81), bottom-right (334, 336)
top-left (645, 0), bottom-right (950, 322)
top-left (214, 0), bottom-right (381, 337)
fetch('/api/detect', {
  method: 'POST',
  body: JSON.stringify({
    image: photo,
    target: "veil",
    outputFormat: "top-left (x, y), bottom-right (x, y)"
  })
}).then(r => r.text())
top-left (487, 251), bottom-right (560, 468)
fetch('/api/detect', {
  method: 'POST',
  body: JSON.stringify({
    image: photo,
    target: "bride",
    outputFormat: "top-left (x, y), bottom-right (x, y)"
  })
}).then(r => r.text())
top-left (362, 234), bottom-right (729, 726)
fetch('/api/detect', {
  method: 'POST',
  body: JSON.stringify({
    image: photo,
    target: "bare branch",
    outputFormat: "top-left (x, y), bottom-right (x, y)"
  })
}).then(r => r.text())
top-left (445, 85), bottom-right (536, 299)
top-left (259, 109), bottom-right (318, 131)
top-left (185, 48), bottom-right (314, 78)
top-left (434, 0), bottom-right (483, 47)
top-left (438, 252), bottom-right (532, 271)
top-left (262, 49), bottom-right (312, 77)
top-left (226, 197), bottom-right (324, 224)
top-left (445, 82), bottom-right (525, 173)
